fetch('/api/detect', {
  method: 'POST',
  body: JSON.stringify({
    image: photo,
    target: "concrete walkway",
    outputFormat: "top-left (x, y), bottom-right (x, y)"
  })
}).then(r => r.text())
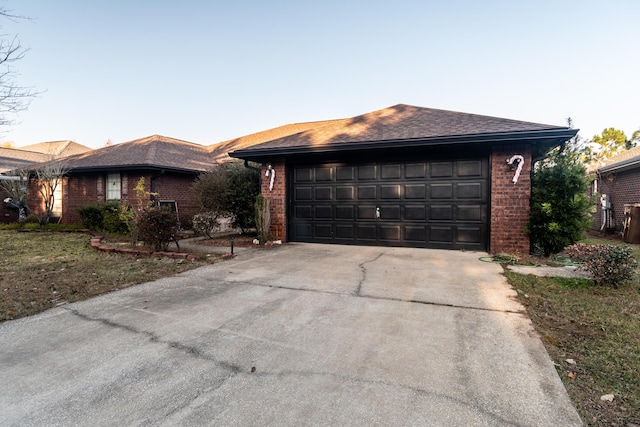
top-left (0, 244), bottom-right (581, 426)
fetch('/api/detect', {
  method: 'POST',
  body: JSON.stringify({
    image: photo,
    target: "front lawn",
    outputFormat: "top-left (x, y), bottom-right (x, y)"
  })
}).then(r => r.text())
top-left (506, 234), bottom-right (640, 426)
top-left (0, 230), bottom-right (218, 322)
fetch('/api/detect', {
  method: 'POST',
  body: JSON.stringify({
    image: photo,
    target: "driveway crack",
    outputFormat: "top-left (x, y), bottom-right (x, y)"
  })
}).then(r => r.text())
top-left (354, 253), bottom-right (384, 296)
top-left (63, 307), bottom-right (243, 374)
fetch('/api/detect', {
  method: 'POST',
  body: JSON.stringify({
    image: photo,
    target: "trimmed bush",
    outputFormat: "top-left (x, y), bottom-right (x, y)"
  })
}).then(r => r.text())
top-left (566, 243), bottom-right (637, 287)
top-left (136, 207), bottom-right (178, 252)
top-left (77, 204), bottom-right (103, 230)
top-left (77, 202), bottom-right (132, 234)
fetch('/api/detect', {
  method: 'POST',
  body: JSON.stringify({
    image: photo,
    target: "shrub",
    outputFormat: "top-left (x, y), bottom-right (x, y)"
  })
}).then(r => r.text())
top-left (527, 147), bottom-right (592, 256)
top-left (77, 205), bottom-right (103, 230)
top-left (193, 161), bottom-right (260, 233)
top-left (77, 202), bottom-right (131, 234)
top-left (136, 207), bottom-right (178, 252)
top-left (101, 202), bottom-right (131, 234)
top-left (192, 212), bottom-right (220, 238)
top-left (566, 243), bottom-right (637, 287)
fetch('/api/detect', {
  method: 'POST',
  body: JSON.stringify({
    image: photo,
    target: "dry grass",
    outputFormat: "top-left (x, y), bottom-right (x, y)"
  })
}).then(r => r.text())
top-left (0, 230), bottom-right (219, 321)
top-left (506, 234), bottom-right (640, 426)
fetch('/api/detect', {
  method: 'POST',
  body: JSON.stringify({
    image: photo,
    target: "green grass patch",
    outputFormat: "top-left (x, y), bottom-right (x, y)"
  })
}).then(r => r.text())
top-left (506, 259), bottom-right (640, 425)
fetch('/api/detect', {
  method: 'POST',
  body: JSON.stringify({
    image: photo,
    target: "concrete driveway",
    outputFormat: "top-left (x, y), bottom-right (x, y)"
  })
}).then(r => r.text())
top-left (0, 243), bottom-right (581, 426)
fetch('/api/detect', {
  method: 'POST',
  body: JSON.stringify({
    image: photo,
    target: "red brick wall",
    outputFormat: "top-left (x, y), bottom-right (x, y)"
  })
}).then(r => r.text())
top-left (490, 145), bottom-right (532, 254)
top-left (593, 169), bottom-right (640, 232)
top-left (261, 162), bottom-right (287, 241)
top-left (151, 173), bottom-right (199, 228)
top-left (59, 172), bottom-right (198, 227)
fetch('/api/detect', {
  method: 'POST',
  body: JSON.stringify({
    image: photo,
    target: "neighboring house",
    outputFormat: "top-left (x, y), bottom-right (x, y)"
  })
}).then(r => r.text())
top-left (18, 124), bottom-right (337, 227)
top-left (1, 141), bottom-right (92, 222)
top-left (590, 145), bottom-right (640, 233)
top-left (19, 140), bottom-right (93, 158)
top-left (230, 104), bottom-right (577, 254)
top-left (25, 135), bottom-right (214, 226)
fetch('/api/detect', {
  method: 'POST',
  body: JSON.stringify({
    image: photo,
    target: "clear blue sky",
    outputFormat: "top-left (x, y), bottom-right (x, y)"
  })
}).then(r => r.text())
top-left (1, 0), bottom-right (639, 149)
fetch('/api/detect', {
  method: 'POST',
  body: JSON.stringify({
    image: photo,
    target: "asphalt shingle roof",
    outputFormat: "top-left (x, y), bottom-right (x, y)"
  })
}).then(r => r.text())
top-left (597, 145), bottom-right (640, 173)
top-left (231, 104), bottom-right (568, 155)
top-left (60, 135), bottom-right (213, 173)
top-left (19, 140), bottom-right (92, 157)
top-left (0, 148), bottom-right (51, 173)
top-left (208, 120), bottom-right (343, 163)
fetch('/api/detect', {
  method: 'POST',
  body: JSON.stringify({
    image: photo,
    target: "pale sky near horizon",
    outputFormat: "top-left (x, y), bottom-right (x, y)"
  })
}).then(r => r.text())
top-left (1, 0), bottom-right (638, 149)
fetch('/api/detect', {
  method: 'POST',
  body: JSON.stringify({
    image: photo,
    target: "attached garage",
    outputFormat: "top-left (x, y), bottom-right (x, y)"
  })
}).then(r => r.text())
top-left (290, 157), bottom-right (488, 250)
top-left (230, 104), bottom-right (577, 254)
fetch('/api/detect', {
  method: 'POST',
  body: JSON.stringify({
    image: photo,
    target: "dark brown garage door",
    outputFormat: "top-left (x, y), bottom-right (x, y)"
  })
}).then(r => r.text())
top-left (289, 158), bottom-right (489, 250)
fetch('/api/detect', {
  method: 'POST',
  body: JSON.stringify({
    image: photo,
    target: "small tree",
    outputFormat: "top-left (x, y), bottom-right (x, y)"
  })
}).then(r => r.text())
top-left (34, 160), bottom-right (68, 226)
top-left (193, 161), bottom-right (260, 232)
top-left (527, 144), bottom-right (593, 256)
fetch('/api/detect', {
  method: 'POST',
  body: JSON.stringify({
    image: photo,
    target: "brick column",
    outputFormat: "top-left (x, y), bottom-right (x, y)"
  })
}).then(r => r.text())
top-left (261, 161), bottom-right (287, 241)
top-left (490, 145), bottom-right (532, 254)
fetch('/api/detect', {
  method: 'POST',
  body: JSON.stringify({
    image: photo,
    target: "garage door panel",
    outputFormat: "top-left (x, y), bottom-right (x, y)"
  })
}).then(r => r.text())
top-left (358, 206), bottom-right (376, 219)
top-left (457, 182), bottom-right (483, 199)
top-left (295, 187), bottom-right (312, 201)
top-left (358, 166), bottom-right (377, 180)
top-left (336, 186), bottom-right (355, 200)
top-left (405, 184), bottom-right (426, 199)
top-left (335, 225), bottom-right (355, 239)
top-left (337, 167), bottom-right (355, 181)
top-left (405, 206), bottom-right (426, 220)
top-left (457, 205), bottom-right (483, 222)
top-left (295, 206), bottom-right (312, 219)
top-left (381, 185), bottom-right (401, 199)
top-left (290, 159), bottom-right (488, 249)
top-left (457, 227), bottom-right (484, 244)
top-left (430, 226), bottom-right (454, 243)
top-left (295, 168), bottom-right (313, 182)
top-left (457, 160), bottom-right (483, 177)
top-left (314, 224), bottom-right (333, 238)
top-left (380, 206), bottom-right (401, 220)
top-left (336, 206), bottom-right (354, 220)
top-left (294, 223), bottom-right (312, 238)
top-left (380, 226), bottom-right (401, 241)
top-left (316, 167), bottom-right (333, 181)
top-left (430, 183), bottom-right (453, 199)
top-left (358, 186), bottom-right (376, 199)
top-left (315, 187), bottom-right (332, 200)
top-left (357, 225), bottom-right (377, 240)
top-left (314, 206), bottom-right (332, 219)
top-left (381, 164), bottom-right (402, 179)
top-left (406, 163), bottom-right (426, 179)
top-left (405, 226), bottom-right (426, 242)
top-left (431, 162), bottom-right (453, 178)
top-left (431, 205), bottom-right (453, 221)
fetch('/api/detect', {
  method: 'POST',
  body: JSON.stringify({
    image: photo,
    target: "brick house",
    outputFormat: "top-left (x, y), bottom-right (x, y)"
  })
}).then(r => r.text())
top-left (23, 135), bottom-right (212, 226)
top-left (18, 125), bottom-right (340, 227)
top-left (1, 141), bottom-right (92, 223)
top-left (230, 104), bottom-right (577, 254)
top-left (591, 145), bottom-right (640, 233)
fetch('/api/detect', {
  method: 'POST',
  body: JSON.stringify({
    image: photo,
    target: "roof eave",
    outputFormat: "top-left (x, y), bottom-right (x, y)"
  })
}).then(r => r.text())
top-left (599, 158), bottom-right (640, 174)
top-left (229, 128), bottom-right (577, 161)
top-left (66, 164), bottom-right (208, 175)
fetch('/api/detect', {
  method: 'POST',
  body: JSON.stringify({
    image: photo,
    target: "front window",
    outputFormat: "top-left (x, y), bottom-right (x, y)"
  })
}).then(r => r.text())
top-left (106, 173), bottom-right (121, 200)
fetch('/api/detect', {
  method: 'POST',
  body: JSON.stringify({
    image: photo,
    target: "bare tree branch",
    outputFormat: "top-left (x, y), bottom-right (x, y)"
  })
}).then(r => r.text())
top-left (0, 6), bottom-right (39, 131)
